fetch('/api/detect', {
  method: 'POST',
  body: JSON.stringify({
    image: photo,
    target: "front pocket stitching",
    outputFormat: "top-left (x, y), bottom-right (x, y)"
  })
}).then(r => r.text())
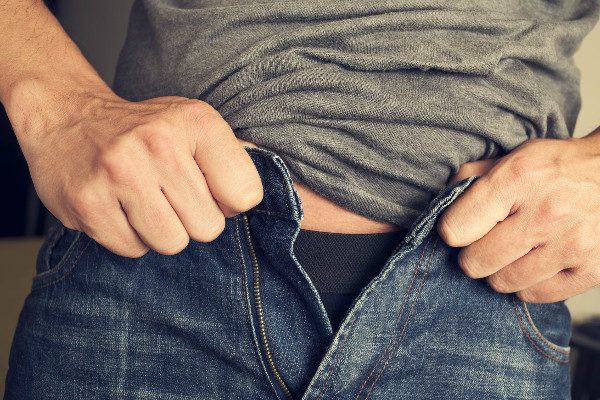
top-left (36, 230), bottom-right (82, 280)
top-left (41, 224), bottom-right (64, 273)
top-left (512, 297), bottom-right (570, 363)
top-left (521, 301), bottom-right (570, 354)
top-left (349, 239), bottom-right (430, 400)
top-left (314, 239), bottom-right (431, 400)
top-left (362, 238), bottom-right (439, 400)
top-left (32, 235), bottom-right (92, 291)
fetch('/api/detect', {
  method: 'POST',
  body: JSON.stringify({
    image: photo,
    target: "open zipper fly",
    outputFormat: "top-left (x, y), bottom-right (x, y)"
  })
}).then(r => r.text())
top-left (241, 214), bottom-right (294, 400)
top-left (240, 212), bottom-right (408, 400)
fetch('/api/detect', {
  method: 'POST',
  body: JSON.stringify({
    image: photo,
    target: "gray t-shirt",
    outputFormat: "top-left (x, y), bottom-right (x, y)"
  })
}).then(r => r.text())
top-left (113, 0), bottom-right (600, 229)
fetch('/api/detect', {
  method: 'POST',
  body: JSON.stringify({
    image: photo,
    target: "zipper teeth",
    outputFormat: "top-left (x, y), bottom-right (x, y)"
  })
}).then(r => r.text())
top-left (241, 214), bottom-right (293, 400)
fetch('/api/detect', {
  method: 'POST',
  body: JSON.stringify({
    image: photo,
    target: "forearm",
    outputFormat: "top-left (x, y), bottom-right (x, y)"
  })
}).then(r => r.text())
top-left (0, 0), bottom-right (113, 141)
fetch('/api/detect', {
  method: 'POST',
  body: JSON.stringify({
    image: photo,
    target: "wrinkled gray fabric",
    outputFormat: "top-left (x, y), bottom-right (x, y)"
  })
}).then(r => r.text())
top-left (113, 0), bottom-right (600, 229)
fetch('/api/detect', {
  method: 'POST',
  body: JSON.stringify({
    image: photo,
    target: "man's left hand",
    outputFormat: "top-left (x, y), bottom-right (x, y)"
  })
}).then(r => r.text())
top-left (437, 128), bottom-right (600, 303)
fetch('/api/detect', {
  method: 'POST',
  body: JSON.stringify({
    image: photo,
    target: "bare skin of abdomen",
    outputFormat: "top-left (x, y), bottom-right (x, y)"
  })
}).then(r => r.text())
top-left (238, 139), bottom-right (403, 233)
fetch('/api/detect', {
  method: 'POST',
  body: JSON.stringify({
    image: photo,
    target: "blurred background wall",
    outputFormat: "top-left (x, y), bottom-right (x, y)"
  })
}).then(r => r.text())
top-left (1, 1), bottom-right (599, 397)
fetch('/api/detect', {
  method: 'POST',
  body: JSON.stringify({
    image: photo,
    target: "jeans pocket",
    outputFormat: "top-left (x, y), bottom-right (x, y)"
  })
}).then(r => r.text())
top-left (32, 219), bottom-right (90, 291)
top-left (512, 295), bottom-right (572, 364)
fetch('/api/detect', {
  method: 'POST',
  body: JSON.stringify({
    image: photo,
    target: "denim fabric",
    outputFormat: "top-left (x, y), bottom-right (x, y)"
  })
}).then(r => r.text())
top-left (5, 146), bottom-right (571, 400)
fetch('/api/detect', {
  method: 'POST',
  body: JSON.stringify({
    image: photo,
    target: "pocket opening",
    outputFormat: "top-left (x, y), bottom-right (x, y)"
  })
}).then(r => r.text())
top-left (512, 295), bottom-right (571, 364)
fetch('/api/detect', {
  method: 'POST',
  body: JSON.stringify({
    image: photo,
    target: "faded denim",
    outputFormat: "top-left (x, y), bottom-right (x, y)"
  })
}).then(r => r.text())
top-left (5, 146), bottom-right (571, 399)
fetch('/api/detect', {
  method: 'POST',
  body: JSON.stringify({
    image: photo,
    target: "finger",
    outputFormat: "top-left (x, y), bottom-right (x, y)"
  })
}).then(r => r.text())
top-left (66, 184), bottom-right (149, 258)
top-left (437, 173), bottom-right (516, 247)
top-left (192, 109), bottom-right (263, 213)
top-left (448, 159), bottom-right (497, 185)
top-left (160, 156), bottom-right (226, 242)
top-left (82, 201), bottom-right (150, 258)
top-left (215, 199), bottom-right (243, 218)
top-left (517, 268), bottom-right (597, 303)
top-left (457, 210), bottom-right (539, 278)
top-left (119, 184), bottom-right (190, 255)
top-left (220, 140), bottom-right (259, 217)
top-left (237, 138), bottom-right (259, 148)
top-left (486, 243), bottom-right (564, 293)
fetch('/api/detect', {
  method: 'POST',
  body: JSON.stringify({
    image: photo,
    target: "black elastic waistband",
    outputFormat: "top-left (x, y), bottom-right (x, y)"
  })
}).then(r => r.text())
top-left (293, 228), bottom-right (408, 295)
top-left (293, 228), bottom-right (408, 330)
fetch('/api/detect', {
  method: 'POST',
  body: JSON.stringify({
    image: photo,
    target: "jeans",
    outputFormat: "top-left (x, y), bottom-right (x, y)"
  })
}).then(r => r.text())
top-left (5, 146), bottom-right (572, 399)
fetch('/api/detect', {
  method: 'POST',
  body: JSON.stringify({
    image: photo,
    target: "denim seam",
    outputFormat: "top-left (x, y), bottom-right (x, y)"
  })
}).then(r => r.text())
top-left (521, 301), bottom-right (570, 353)
top-left (233, 214), bottom-right (284, 400)
top-left (360, 238), bottom-right (439, 400)
top-left (512, 297), bottom-right (570, 364)
top-left (314, 245), bottom-right (421, 400)
top-left (403, 176), bottom-right (478, 248)
top-left (352, 237), bottom-right (432, 400)
top-left (313, 242), bottom-right (421, 400)
top-left (251, 208), bottom-right (292, 220)
top-left (314, 315), bottom-right (361, 400)
top-left (34, 231), bottom-right (84, 281)
top-left (41, 224), bottom-right (64, 274)
top-left (32, 235), bottom-right (92, 291)
top-left (270, 151), bottom-right (303, 220)
top-left (246, 147), bottom-right (302, 221)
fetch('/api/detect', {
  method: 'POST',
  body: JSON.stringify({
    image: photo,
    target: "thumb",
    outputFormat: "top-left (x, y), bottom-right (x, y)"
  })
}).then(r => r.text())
top-left (448, 158), bottom-right (498, 185)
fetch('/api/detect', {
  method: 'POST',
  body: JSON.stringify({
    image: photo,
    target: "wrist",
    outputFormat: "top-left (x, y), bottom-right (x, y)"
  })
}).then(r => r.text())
top-left (5, 74), bottom-right (116, 146)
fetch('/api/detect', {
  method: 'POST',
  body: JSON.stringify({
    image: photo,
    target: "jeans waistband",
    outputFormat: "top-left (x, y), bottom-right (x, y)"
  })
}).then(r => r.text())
top-left (243, 145), bottom-right (479, 249)
top-left (244, 146), bottom-right (304, 222)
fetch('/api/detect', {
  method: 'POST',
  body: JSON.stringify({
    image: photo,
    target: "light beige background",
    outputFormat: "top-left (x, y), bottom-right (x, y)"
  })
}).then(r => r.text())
top-left (1, 2), bottom-right (599, 396)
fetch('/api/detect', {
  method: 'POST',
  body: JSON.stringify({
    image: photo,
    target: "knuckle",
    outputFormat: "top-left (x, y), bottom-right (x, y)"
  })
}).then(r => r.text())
top-left (437, 214), bottom-right (461, 247)
top-left (158, 235), bottom-right (190, 255)
top-left (458, 250), bottom-right (484, 278)
top-left (182, 101), bottom-right (222, 129)
top-left (191, 216), bottom-right (226, 243)
top-left (136, 125), bottom-right (177, 161)
top-left (487, 274), bottom-right (513, 293)
top-left (570, 225), bottom-right (596, 256)
top-left (99, 144), bottom-right (136, 184)
top-left (70, 185), bottom-right (100, 216)
top-left (506, 156), bottom-right (530, 182)
top-left (232, 185), bottom-right (264, 212)
top-left (538, 196), bottom-right (568, 223)
top-left (102, 238), bottom-right (149, 258)
top-left (182, 100), bottom-right (217, 118)
top-left (517, 290), bottom-right (542, 304)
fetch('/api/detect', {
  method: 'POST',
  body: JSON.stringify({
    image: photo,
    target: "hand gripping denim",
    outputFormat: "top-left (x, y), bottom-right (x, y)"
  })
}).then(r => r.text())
top-left (5, 146), bottom-right (572, 400)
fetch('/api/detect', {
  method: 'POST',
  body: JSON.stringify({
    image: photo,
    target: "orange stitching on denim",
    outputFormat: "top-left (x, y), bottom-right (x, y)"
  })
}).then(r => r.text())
top-left (512, 298), bottom-right (570, 364)
top-left (32, 237), bottom-right (92, 291)
top-left (353, 237), bottom-right (432, 400)
top-left (315, 315), bottom-right (360, 400)
top-left (519, 300), bottom-right (570, 354)
top-left (363, 238), bottom-right (439, 400)
top-left (512, 297), bottom-right (570, 363)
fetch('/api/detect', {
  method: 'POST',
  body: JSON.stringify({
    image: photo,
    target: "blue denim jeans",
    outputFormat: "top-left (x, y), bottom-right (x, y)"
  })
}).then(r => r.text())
top-left (5, 146), bottom-right (572, 399)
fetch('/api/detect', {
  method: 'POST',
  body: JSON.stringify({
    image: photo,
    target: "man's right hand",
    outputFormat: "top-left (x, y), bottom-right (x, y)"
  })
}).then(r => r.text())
top-left (15, 85), bottom-right (263, 258)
